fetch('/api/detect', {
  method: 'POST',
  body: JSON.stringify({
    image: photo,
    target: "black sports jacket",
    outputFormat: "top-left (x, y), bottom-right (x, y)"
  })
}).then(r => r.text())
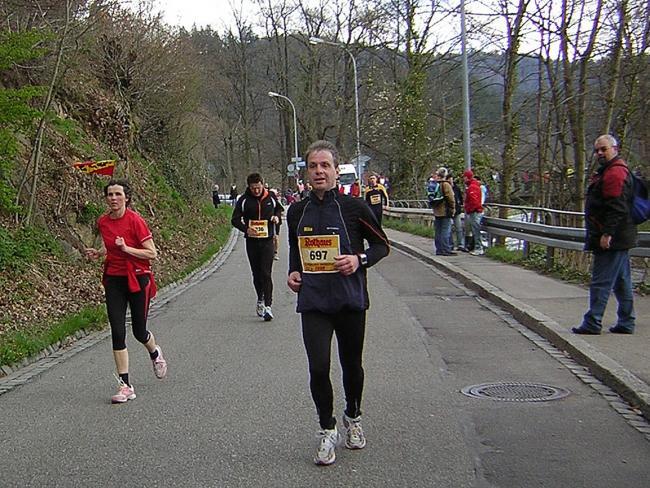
top-left (287, 189), bottom-right (389, 313)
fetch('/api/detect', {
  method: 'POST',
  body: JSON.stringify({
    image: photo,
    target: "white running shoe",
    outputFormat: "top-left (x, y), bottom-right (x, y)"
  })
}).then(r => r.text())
top-left (263, 306), bottom-right (273, 322)
top-left (314, 427), bottom-right (339, 465)
top-left (256, 300), bottom-right (264, 317)
top-left (343, 414), bottom-right (366, 449)
top-left (151, 346), bottom-right (167, 379)
top-left (470, 249), bottom-right (484, 256)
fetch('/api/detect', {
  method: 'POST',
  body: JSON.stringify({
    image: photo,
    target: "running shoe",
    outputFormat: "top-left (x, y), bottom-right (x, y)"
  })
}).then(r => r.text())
top-left (343, 413), bottom-right (366, 449)
top-left (152, 346), bottom-right (167, 379)
top-left (263, 306), bottom-right (273, 322)
top-left (256, 300), bottom-right (265, 317)
top-left (314, 427), bottom-right (339, 465)
top-left (111, 378), bottom-right (136, 404)
top-left (273, 253), bottom-right (279, 261)
top-left (470, 249), bottom-right (484, 256)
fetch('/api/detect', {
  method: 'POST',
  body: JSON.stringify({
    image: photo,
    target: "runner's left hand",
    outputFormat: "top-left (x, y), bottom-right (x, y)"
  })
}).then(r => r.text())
top-left (334, 254), bottom-right (360, 276)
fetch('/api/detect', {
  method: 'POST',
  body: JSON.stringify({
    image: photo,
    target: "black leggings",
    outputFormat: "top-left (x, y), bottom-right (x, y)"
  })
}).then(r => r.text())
top-left (301, 310), bottom-right (366, 429)
top-left (104, 275), bottom-right (153, 350)
top-left (245, 238), bottom-right (275, 306)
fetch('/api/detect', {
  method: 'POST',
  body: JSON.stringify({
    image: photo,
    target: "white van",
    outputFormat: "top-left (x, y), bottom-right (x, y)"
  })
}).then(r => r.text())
top-left (338, 163), bottom-right (357, 195)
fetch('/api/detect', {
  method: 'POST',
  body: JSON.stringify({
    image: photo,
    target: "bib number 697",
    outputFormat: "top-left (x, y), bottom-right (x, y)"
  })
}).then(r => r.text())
top-left (309, 250), bottom-right (328, 260)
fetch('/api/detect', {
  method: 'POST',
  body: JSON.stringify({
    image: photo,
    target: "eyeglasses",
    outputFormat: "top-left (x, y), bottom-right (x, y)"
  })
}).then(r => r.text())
top-left (595, 146), bottom-right (610, 154)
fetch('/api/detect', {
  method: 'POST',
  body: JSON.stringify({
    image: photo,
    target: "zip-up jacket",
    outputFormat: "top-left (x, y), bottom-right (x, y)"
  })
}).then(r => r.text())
top-left (231, 188), bottom-right (283, 239)
top-left (432, 180), bottom-right (455, 218)
top-left (464, 178), bottom-right (483, 213)
top-left (585, 156), bottom-right (637, 251)
top-left (287, 189), bottom-right (390, 313)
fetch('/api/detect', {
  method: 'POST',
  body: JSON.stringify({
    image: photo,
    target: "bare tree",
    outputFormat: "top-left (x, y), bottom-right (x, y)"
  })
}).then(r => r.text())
top-left (498, 0), bottom-right (531, 209)
top-left (559, 0), bottom-right (603, 210)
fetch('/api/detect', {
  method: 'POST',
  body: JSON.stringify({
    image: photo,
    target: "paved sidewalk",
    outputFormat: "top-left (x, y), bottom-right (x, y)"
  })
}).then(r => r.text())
top-left (386, 228), bottom-right (650, 420)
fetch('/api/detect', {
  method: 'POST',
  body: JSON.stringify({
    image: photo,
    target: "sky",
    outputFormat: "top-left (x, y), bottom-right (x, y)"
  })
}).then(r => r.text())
top-left (155, 0), bottom-right (254, 31)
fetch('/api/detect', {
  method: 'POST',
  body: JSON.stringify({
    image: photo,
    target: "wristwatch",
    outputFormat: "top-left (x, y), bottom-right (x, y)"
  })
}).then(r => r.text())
top-left (358, 253), bottom-right (368, 267)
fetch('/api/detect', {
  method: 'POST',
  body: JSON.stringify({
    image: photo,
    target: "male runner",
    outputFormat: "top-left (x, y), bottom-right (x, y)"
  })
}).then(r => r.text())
top-left (232, 173), bottom-right (283, 321)
top-left (287, 140), bottom-right (390, 465)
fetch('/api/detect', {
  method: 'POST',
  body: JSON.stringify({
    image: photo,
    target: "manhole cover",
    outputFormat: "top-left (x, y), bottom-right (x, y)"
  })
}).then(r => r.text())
top-left (461, 382), bottom-right (570, 402)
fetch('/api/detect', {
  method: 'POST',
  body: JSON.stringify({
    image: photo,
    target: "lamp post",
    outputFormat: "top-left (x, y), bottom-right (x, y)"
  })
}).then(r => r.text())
top-left (268, 91), bottom-right (299, 166)
top-left (309, 36), bottom-right (362, 181)
top-left (460, 0), bottom-right (472, 170)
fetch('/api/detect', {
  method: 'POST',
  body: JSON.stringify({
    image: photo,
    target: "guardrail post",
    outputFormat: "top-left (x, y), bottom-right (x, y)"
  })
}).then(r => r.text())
top-left (546, 246), bottom-right (555, 267)
top-left (523, 240), bottom-right (529, 258)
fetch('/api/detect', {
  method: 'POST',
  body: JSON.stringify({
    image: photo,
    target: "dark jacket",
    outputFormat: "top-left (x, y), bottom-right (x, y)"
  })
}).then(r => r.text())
top-left (287, 189), bottom-right (390, 313)
top-left (451, 183), bottom-right (464, 217)
top-left (584, 156), bottom-right (637, 251)
top-left (231, 188), bottom-right (283, 239)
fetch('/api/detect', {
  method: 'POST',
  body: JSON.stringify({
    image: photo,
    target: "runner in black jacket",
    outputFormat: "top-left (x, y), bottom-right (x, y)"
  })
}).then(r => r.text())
top-left (287, 140), bottom-right (389, 466)
top-left (232, 173), bottom-right (283, 321)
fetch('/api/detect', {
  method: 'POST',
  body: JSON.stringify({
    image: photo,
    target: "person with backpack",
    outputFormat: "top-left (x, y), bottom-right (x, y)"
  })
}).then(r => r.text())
top-left (572, 134), bottom-right (637, 335)
top-left (430, 167), bottom-right (456, 256)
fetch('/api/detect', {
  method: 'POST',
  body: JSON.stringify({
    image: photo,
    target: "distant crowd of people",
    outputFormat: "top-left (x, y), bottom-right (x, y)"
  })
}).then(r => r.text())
top-left (426, 167), bottom-right (488, 256)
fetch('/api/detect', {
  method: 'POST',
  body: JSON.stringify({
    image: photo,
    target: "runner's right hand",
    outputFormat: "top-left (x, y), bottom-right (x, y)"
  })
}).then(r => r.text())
top-left (287, 271), bottom-right (302, 292)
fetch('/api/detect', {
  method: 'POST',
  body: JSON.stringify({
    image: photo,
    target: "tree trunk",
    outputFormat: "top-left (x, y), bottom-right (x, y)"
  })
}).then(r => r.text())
top-left (601, 0), bottom-right (627, 134)
top-left (499, 0), bottom-right (528, 206)
top-left (20, 0), bottom-right (71, 225)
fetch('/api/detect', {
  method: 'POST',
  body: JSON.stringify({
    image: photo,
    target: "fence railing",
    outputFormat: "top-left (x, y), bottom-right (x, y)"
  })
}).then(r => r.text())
top-left (385, 201), bottom-right (650, 259)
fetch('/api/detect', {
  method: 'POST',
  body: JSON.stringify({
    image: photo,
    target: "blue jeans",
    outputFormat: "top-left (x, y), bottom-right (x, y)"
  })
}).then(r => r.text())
top-left (466, 212), bottom-right (483, 251)
top-left (449, 214), bottom-right (465, 249)
top-left (582, 250), bottom-right (635, 332)
top-left (434, 217), bottom-right (452, 254)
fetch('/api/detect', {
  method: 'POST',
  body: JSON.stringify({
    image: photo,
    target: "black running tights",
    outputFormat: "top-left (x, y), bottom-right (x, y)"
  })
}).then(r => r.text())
top-left (245, 238), bottom-right (275, 306)
top-left (104, 275), bottom-right (152, 350)
top-left (301, 310), bottom-right (366, 430)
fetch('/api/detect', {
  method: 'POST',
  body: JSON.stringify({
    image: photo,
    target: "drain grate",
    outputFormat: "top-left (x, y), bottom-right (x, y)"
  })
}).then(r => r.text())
top-left (461, 382), bottom-right (570, 402)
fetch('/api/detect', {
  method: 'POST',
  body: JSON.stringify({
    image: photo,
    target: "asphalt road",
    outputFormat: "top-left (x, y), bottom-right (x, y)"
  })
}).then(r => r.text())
top-left (1, 235), bottom-right (648, 487)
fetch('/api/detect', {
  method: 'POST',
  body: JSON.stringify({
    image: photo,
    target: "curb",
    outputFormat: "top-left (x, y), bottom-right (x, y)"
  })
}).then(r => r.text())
top-left (389, 238), bottom-right (650, 421)
top-left (0, 229), bottom-right (239, 395)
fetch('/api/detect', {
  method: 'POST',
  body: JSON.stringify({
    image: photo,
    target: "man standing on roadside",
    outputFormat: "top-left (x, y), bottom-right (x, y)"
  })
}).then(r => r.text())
top-left (231, 173), bottom-right (283, 321)
top-left (447, 173), bottom-right (467, 252)
top-left (286, 140), bottom-right (390, 466)
top-left (572, 134), bottom-right (637, 335)
top-left (432, 167), bottom-right (456, 256)
top-left (463, 169), bottom-right (484, 255)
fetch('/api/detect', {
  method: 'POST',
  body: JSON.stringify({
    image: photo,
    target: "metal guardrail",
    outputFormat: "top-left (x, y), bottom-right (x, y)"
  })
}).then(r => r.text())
top-left (386, 201), bottom-right (650, 258)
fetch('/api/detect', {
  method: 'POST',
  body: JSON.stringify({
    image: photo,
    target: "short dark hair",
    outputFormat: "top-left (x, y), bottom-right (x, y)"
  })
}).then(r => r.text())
top-left (304, 140), bottom-right (339, 167)
top-left (246, 173), bottom-right (263, 186)
top-left (104, 179), bottom-right (132, 207)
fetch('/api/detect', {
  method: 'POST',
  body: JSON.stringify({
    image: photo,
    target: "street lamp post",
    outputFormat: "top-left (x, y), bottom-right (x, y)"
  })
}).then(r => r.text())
top-left (309, 36), bottom-right (362, 181)
top-left (460, 0), bottom-right (472, 170)
top-left (268, 91), bottom-right (299, 166)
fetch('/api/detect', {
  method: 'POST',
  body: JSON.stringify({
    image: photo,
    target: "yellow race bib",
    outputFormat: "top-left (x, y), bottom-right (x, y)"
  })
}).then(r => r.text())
top-left (370, 194), bottom-right (382, 205)
top-left (249, 220), bottom-right (269, 238)
top-left (298, 235), bottom-right (341, 273)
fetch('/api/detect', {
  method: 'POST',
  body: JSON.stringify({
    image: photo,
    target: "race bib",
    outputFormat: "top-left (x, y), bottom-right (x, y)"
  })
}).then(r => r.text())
top-left (298, 235), bottom-right (340, 273)
top-left (249, 220), bottom-right (269, 238)
top-left (370, 194), bottom-right (382, 205)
